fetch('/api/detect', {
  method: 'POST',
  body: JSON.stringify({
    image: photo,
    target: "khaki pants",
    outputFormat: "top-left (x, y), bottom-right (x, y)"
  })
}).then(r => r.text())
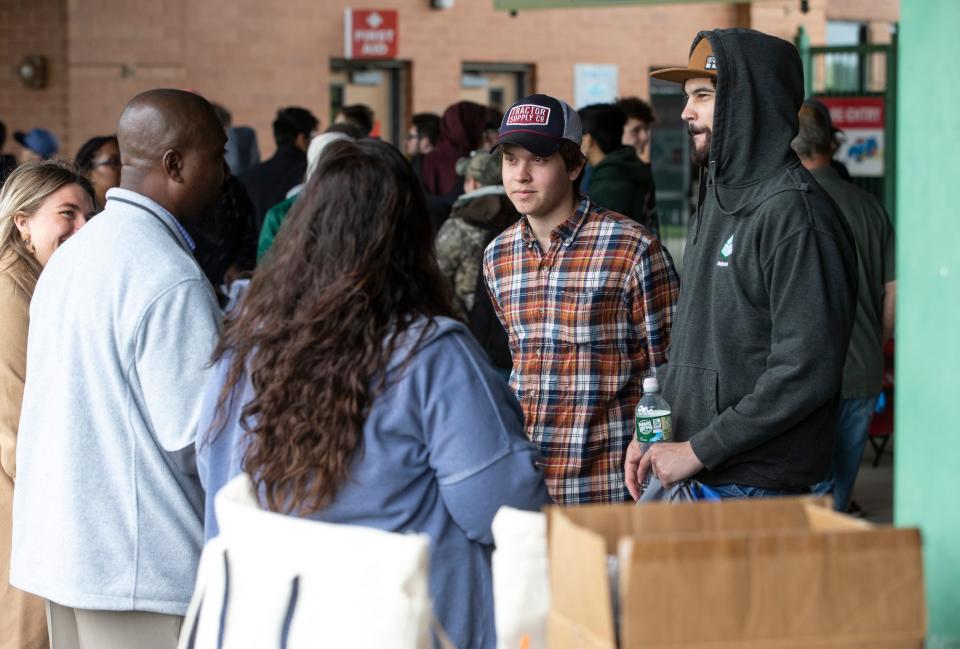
top-left (46, 601), bottom-right (182, 649)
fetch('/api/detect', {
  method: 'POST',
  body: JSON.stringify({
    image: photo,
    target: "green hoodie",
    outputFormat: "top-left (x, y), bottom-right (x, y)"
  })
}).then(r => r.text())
top-left (587, 146), bottom-right (656, 235)
top-left (257, 194), bottom-right (298, 262)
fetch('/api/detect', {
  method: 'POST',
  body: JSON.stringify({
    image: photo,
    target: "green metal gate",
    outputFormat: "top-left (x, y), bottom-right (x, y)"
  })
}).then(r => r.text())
top-left (795, 26), bottom-right (898, 220)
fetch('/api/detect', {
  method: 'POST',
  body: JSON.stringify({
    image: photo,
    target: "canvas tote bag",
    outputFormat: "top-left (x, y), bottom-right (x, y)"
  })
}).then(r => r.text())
top-left (491, 507), bottom-right (550, 649)
top-left (177, 473), bottom-right (442, 649)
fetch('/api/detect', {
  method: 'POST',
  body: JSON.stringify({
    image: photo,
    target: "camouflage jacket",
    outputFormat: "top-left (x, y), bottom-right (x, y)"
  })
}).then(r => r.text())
top-left (435, 188), bottom-right (519, 319)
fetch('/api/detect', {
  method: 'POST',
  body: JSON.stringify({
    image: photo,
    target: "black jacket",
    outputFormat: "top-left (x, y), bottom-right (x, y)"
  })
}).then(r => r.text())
top-left (239, 145), bottom-right (306, 232)
top-left (188, 175), bottom-right (258, 293)
top-left (0, 154), bottom-right (16, 187)
top-left (460, 193), bottom-right (520, 370)
top-left (588, 146), bottom-right (658, 236)
top-left (662, 29), bottom-right (857, 489)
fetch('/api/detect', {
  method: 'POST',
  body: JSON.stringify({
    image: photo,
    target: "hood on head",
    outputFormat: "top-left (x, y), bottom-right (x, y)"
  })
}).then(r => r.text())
top-left (696, 29), bottom-right (804, 186)
top-left (438, 101), bottom-right (489, 154)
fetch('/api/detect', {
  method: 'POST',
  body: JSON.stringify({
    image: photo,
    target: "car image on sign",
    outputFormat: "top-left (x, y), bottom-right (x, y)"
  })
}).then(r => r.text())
top-left (848, 136), bottom-right (879, 162)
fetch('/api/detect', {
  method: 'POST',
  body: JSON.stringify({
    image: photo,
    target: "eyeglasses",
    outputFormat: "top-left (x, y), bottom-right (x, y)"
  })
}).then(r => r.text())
top-left (92, 157), bottom-right (121, 170)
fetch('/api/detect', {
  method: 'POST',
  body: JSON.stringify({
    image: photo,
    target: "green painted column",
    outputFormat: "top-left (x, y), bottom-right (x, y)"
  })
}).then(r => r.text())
top-left (894, 1), bottom-right (960, 647)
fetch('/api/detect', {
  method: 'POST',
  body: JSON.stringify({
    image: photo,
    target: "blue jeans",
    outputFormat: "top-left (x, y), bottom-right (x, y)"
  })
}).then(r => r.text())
top-left (812, 394), bottom-right (881, 511)
top-left (709, 483), bottom-right (810, 499)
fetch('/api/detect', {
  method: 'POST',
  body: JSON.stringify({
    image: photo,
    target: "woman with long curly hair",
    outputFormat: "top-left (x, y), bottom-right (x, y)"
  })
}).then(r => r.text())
top-left (196, 139), bottom-right (549, 649)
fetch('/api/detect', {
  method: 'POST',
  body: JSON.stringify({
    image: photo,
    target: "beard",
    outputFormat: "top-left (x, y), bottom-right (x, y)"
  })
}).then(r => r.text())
top-left (688, 125), bottom-right (712, 167)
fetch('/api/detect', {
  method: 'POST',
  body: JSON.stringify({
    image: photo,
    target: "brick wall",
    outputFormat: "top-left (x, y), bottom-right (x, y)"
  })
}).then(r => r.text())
top-left (60, 0), bottom-right (747, 157)
top-left (827, 0), bottom-right (899, 23)
top-left (3, 0), bottom-right (899, 158)
top-left (749, 0), bottom-right (828, 45)
top-left (0, 0), bottom-right (67, 158)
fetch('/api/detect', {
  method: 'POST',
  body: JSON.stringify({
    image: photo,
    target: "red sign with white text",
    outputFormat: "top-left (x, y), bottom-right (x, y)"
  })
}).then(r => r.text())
top-left (344, 9), bottom-right (398, 60)
top-left (819, 96), bottom-right (885, 129)
top-left (817, 96), bottom-right (886, 177)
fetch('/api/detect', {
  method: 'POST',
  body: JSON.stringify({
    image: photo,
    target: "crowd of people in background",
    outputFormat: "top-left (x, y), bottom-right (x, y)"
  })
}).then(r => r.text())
top-left (0, 26), bottom-right (896, 649)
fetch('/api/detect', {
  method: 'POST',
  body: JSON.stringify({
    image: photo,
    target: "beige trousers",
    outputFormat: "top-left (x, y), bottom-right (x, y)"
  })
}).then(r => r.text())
top-left (45, 601), bottom-right (182, 649)
top-left (1, 473), bottom-right (49, 649)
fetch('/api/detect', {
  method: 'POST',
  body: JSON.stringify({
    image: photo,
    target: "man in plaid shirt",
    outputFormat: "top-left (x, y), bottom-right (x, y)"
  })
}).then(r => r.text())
top-left (483, 94), bottom-right (679, 504)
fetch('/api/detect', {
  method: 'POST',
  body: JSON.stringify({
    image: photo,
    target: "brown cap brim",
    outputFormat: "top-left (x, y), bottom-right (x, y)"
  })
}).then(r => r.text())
top-left (649, 67), bottom-right (718, 84)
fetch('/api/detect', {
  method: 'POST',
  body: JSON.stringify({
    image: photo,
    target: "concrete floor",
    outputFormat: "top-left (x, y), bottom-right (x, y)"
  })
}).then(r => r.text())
top-left (852, 436), bottom-right (894, 524)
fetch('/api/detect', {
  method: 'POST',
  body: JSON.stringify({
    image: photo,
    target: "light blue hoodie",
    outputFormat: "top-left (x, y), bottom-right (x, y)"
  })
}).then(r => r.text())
top-left (197, 317), bottom-right (550, 649)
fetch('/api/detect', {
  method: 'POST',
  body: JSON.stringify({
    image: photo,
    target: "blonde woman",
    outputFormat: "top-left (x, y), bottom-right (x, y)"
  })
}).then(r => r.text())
top-left (0, 161), bottom-right (94, 649)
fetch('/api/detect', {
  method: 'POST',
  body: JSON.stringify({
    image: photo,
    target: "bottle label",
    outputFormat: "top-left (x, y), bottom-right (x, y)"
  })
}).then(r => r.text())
top-left (636, 410), bottom-right (673, 443)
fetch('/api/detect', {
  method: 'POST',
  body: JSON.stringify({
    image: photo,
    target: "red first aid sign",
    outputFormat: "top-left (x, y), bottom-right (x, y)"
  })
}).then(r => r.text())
top-left (344, 9), bottom-right (398, 60)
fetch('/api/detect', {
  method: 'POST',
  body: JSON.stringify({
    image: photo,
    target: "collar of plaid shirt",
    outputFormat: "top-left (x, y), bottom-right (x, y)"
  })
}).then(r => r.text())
top-left (519, 195), bottom-right (592, 249)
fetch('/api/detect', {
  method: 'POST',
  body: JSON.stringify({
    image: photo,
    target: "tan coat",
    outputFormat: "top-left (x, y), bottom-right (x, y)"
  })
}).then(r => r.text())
top-left (0, 252), bottom-right (47, 649)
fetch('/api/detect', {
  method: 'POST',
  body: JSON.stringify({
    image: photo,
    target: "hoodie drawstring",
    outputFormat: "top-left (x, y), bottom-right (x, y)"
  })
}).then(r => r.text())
top-left (693, 166), bottom-right (706, 244)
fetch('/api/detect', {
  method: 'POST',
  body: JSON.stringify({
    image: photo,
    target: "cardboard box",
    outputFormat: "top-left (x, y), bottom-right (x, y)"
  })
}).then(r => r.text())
top-left (547, 498), bottom-right (924, 648)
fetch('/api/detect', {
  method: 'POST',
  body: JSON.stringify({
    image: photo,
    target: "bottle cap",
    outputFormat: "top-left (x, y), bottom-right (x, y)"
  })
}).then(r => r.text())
top-left (642, 377), bottom-right (659, 393)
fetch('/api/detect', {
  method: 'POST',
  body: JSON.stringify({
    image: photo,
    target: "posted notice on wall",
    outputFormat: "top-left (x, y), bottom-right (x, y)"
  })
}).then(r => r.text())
top-left (819, 96), bottom-right (885, 177)
top-left (574, 64), bottom-right (619, 109)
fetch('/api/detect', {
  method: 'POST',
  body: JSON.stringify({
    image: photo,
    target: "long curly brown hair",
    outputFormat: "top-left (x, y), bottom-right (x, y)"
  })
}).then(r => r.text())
top-left (211, 139), bottom-right (453, 515)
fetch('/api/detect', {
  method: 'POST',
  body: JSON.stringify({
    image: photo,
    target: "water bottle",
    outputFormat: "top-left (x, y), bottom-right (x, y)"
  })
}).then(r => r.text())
top-left (635, 377), bottom-right (672, 492)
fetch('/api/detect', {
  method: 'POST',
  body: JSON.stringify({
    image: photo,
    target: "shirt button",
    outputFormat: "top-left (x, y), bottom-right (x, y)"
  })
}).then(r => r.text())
top-left (538, 307), bottom-right (545, 315)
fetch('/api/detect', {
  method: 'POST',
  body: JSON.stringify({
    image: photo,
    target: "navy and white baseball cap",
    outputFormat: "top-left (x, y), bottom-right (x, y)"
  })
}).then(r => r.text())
top-left (496, 94), bottom-right (582, 157)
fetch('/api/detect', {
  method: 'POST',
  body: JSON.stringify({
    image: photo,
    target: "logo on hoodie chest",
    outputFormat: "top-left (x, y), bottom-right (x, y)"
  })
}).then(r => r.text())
top-left (717, 235), bottom-right (734, 268)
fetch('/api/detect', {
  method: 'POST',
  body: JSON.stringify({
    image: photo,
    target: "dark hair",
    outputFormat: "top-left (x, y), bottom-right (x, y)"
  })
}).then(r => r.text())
top-left (273, 107), bottom-right (319, 148)
top-left (338, 104), bottom-right (375, 136)
top-left (792, 105), bottom-right (834, 159)
top-left (324, 122), bottom-right (366, 140)
top-left (75, 135), bottom-right (119, 176)
top-left (211, 139), bottom-right (453, 515)
top-left (0, 121), bottom-right (6, 148)
top-left (559, 140), bottom-right (588, 194)
top-left (211, 102), bottom-right (232, 128)
top-left (578, 104), bottom-right (627, 155)
top-left (616, 97), bottom-right (656, 125)
top-left (484, 107), bottom-right (503, 131)
top-left (411, 112), bottom-right (441, 146)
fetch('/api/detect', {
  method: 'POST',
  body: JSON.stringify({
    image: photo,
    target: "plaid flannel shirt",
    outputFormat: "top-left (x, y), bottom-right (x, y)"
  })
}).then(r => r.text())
top-left (483, 196), bottom-right (679, 503)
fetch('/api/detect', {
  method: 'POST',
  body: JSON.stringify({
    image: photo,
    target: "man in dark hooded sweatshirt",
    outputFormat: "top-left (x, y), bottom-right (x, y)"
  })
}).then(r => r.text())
top-left (624, 29), bottom-right (857, 500)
